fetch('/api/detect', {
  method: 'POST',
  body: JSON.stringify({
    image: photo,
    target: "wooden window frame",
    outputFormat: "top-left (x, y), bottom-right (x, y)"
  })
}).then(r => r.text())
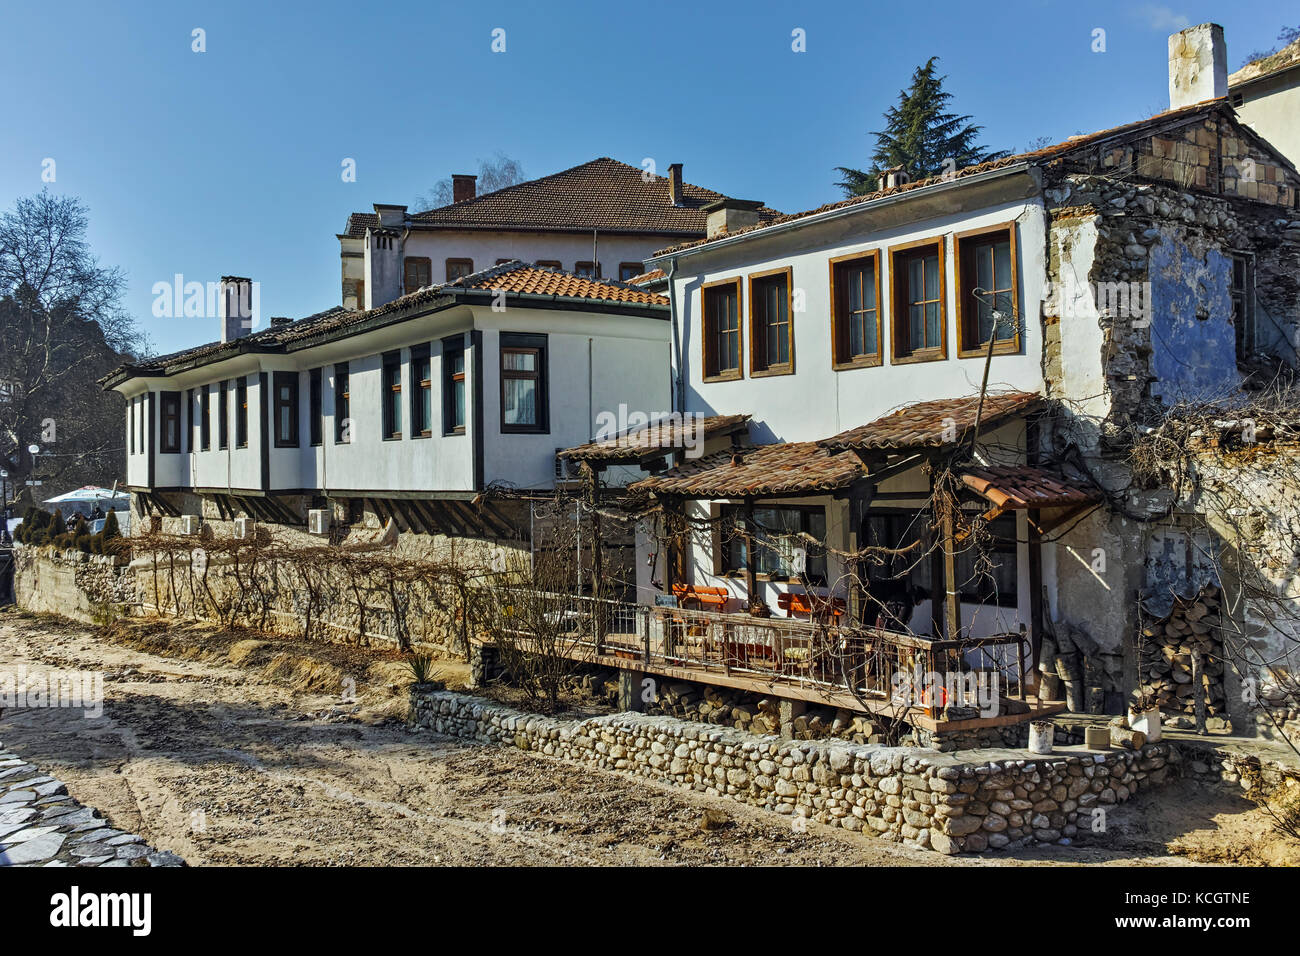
top-left (889, 235), bottom-right (948, 364)
top-left (235, 377), bottom-right (248, 448)
top-left (160, 392), bottom-right (182, 454)
top-left (499, 332), bottom-right (549, 435)
top-left (403, 256), bottom-right (431, 295)
top-left (309, 368), bottom-right (323, 446)
top-left (381, 351), bottom-right (403, 440)
top-left (217, 381), bottom-right (229, 450)
top-left (199, 386), bottom-right (211, 451)
top-left (333, 363), bottom-right (351, 444)
top-left (619, 262), bottom-right (644, 282)
top-left (442, 337), bottom-right (467, 435)
top-left (718, 503), bottom-right (829, 585)
top-left (829, 250), bottom-right (884, 369)
top-left (1230, 252), bottom-right (1256, 358)
top-left (701, 276), bottom-right (744, 383)
top-left (272, 371), bottom-right (300, 448)
top-left (954, 222), bottom-right (1020, 358)
top-left (747, 266), bottom-right (795, 377)
top-left (445, 258), bottom-right (474, 282)
top-left (410, 344), bottom-right (432, 438)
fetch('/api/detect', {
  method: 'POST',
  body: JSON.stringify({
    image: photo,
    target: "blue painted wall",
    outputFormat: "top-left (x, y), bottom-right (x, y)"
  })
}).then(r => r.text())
top-left (1149, 236), bottom-right (1241, 403)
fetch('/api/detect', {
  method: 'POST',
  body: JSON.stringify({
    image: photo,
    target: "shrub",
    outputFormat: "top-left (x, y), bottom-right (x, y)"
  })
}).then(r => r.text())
top-left (102, 508), bottom-right (120, 541)
top-left (76, 533), bottom-right (93, 554)
top-left (405, 653), bottom-right (444, 686)
top-left (48, 509), bottom-right (66, 539)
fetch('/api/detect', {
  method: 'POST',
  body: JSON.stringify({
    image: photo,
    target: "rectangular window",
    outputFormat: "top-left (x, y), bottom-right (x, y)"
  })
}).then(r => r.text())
top-left (702, 278), bottom-right (743, 381)
top-left (956, 224), bottom-right (1018, 355)
top-left (309, 368), bottom-right (323, 446)
top-left (160, 392), bottom-right (181, 453)
top-left (500, 332), bottom-right (548, 433)
top-left (235, 378), bottom-right (248, 448)
top-left (199, 386), bottom-right (211, 451)
top-left (830, 251), bottom-right (882, 368)
top-left (411, 345), bottom-right (432, 437)
top-left (619, 262), bottom-right (643, 282)
top-left (1231, 253), bottom-right (1255, 358)
top-left (185, 388), bottom-right (193, 453)
top-left (140, 394), bottom-right (147, 451)
top-left (890, 238), bottom-right (946, 361)
top-left (128, 399), bottom-right (134, 455)
top-left (748, 267), bottom-right (794, 375)
top-left (573, 261), bottom-right (599, 278)
top-left (445, 258), bottom-right (474, 281)
top-left (382, 351), bottom-right (403, 439)
top-left (536, 260), bottom-right (562, 270)
top-left (218, 381), bottom-right (229, 449)
top-left (334, 364), bottom-right (351, 443)
top-left (403, 257), bottom-right (431, 295)
top-left (273, 371), bottom-right (299, 448)
top-left (864, 511), bottom-right (1018, 608)
top-left (721, 505), bottom-right (827, 584)
top-left (443, 338), bottom-right (466, 434)
top-left (355, 278), bottom-right (365, 310)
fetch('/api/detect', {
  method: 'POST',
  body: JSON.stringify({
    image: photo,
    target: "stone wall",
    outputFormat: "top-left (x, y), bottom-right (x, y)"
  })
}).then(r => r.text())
top-left (408, 688), bottom-right (1173, 854)
top-left (12, 547), bottom-right (133, 623)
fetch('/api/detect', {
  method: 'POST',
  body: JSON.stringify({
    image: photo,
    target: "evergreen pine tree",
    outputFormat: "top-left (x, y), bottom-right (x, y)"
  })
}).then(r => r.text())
top-left (102, 508), bottom-right (120, 541)
top-left (835, 57), bottom-right (1009, 197)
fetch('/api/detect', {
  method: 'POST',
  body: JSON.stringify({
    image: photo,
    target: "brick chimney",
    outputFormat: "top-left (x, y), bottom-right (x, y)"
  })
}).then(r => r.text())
top-left (219, 277), bottom-right (255, 343)
top-left (668, 163), bottom-right (684, 206)
top-left (453, 174), bottom-right (477, 203)
top-left (1169, 23), bottom-right (1227, 110)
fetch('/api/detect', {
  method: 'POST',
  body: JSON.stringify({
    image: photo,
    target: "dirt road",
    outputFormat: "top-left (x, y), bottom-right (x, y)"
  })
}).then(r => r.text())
top-left (0, 611), bottom-right (1287, 866)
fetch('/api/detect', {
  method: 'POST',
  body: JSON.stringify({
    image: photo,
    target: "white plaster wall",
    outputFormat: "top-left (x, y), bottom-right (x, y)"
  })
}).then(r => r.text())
top-left (1234, 74), bottom-right (1300, 168)
top-left (667, 198), bottom-right (1048, 443)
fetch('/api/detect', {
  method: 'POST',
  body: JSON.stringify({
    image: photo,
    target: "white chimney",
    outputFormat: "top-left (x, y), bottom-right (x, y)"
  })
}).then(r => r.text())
top-left (219, 276), bottom-right (255, 343)
top-left (1169, 23), bottom-right (1227, 110)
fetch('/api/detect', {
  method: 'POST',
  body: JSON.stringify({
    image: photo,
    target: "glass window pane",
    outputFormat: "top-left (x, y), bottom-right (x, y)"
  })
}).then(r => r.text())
top-left (925, 255), bottom-right (938, 297)
top-left (453, 381), bottom-right (465, 427)
top-left (503, 378), bottom-right (536, 425)
top-left (926, 302), bottom-right (940, 348)
top-left (993, 241), bottom-right (1012, 290)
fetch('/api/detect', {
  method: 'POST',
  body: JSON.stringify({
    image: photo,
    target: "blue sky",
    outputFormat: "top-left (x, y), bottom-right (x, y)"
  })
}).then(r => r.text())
top-left (0, 0), bottom-right (1290, 355)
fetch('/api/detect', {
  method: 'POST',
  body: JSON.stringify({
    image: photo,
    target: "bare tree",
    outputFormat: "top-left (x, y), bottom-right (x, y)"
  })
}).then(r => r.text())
top-left (0, 191), bottom-right (147, 500)
top-left (413, 152), bottom-right (527, 211)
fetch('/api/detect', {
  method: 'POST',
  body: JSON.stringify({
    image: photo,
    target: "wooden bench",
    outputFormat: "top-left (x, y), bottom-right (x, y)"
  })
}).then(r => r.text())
top-left (777, 591), bottom-right (847, 623)
top-left (671, 583), bottom-right (730, 611)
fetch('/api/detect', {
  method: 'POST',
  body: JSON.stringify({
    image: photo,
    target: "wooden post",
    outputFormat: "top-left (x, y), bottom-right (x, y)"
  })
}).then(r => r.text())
top-left (584, 463), bottom-right (606, 656)
top-left (928, 468), bottom-right (944, 639)
top-left (1027, 508), bottom-right (1044, 697)
top-left (743, 497), bottom-right (759, 613)
top-left (940, 492), bottom-right (962, 643)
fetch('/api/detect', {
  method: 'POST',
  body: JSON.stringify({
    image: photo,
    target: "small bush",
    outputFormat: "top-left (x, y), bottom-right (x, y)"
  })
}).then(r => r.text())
top-left (405, 653), bottom-right (444, 686)
top-left (76, 533), bottom-right (93, 554)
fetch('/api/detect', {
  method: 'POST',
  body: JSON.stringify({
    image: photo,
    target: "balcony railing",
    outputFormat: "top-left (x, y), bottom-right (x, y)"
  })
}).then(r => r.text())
top-left (493, 590), bottom-right (1030, 714)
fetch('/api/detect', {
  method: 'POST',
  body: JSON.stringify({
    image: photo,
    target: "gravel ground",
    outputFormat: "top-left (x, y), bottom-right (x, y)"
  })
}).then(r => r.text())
top-left (0, 611), bottom-right (1289, 867)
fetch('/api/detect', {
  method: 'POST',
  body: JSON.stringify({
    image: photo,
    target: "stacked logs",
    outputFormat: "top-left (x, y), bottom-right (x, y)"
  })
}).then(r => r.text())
top-left (1138, 583), bottom-right (1226, 715)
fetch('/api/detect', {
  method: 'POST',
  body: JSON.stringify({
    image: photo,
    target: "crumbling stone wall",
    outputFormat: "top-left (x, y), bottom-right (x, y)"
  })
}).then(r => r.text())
top-left (13, 547), bottom-right (134, 623)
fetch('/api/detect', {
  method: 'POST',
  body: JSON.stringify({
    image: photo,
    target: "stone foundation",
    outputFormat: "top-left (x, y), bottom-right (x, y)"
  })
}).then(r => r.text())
top-left (408, 688), bottom-right (1174, 854)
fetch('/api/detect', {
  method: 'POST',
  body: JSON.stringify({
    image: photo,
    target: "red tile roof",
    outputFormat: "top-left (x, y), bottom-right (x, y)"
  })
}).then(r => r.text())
top-left (345, 159), bottom-right (781, 239)
top-left (560, 414), bottom-right (751, 464)
top-left (653, 100), bottom-right (1230, 257)
top-left (628, 442), bottom-right (862, 498)
top-left (820, 392), bottom-right (1043, 453)
top-left (103, 264), bottom-right (664, 386)
top-left (341, 211), bottom-right (379, 239)
top-left (960, 465), bottom-right (1098, 510)
top-left (625, 268), bottom-right (666, 286)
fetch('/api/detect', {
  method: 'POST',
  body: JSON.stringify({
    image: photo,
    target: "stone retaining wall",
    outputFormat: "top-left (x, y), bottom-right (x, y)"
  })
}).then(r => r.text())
top-left (409, 688), bottom-right (1174, 854)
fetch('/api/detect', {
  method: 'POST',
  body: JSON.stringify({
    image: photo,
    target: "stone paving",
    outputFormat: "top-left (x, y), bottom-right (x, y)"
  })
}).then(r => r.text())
top-left (0, 742), bottom-right (184, 867)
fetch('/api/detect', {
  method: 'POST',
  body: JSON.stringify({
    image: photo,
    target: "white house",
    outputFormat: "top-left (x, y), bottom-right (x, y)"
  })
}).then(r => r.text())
top-left (104, 263), bottom-right (670, 539)
top-left (338, 158), bottom-right (781, 311)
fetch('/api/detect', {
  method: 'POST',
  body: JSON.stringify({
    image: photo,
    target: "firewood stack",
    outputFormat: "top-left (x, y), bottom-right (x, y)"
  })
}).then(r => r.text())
top-left (1138, 583), bottom-right (1225, 716)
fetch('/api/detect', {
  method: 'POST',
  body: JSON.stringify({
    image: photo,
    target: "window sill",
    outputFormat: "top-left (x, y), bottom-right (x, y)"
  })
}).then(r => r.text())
top-left (832, 355), bottom-right (883, 371)
top-left (501, 426), bottom-right (549, 435)
top-left (702, 370), bottom-right (743, 384)
top-left (443, 427), bottom-right (467, 437)
top-left (382, 435), bottom-right (403, 442)
top-left (412, 431), bottom-right (432, 440)
top-left (750, 365), bottom-right (795, 379)
top-left (957, 339), bottom-right (1020, 359)
top-left (274, 442), bottom-right (300, 449)
top-left (891, 349), bottom-right (947, 366)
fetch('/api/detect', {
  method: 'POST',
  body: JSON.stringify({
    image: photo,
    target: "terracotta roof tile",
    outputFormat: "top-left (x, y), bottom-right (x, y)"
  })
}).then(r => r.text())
top-left (820, 392), bottom-right (1043, 452)
top-left (400, 158), bottom-right (780, 235)
top-left (342, 212), bottom-right (378, 238)
top-left (560, 413), bottom-right (751, 464)
top-left (105, 264), bottom-right (664, 385)
top-left (629, 441), bottom-right (862, 498)
top-left (960, 465), bottom-right (1098, 510)
top-left (653, 100), bottom-right (1229, 257)
top-left (626, 268), bottom-right (666, 285)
